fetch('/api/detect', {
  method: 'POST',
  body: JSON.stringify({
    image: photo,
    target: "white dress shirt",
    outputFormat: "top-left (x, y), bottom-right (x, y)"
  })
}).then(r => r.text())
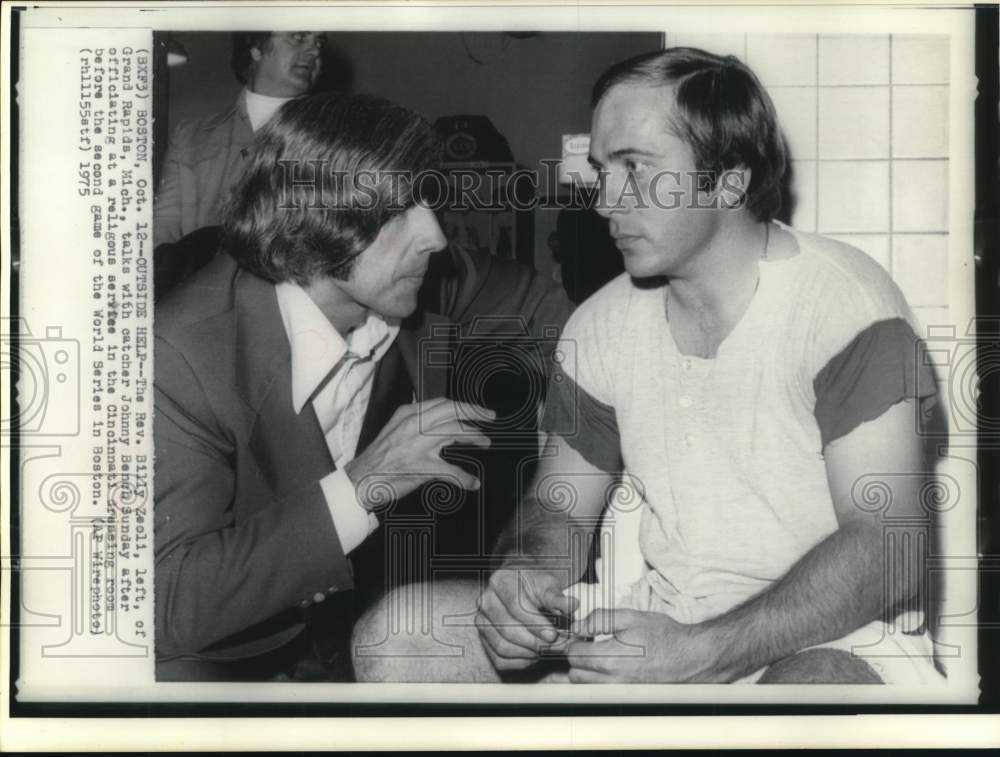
top-left (274, 282), bottom-right (401, 554)
top-left (244, 88), bottom-right (296, 132)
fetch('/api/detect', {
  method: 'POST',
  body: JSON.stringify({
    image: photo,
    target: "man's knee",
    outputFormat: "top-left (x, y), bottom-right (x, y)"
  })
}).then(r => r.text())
top-left (350, 585), bottom-right (419, 681)
top-left (759, 648), bottom-right (883, 684)
top-left (351, 579), bottom-right (494, 682)
top-left (351, 580), bottom-right (469, 650)
top-left (351, 591), bottom-right (391, 657)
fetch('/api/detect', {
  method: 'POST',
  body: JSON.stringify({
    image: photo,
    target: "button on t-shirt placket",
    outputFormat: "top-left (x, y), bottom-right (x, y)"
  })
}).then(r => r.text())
top-left (679, 391), bottom-right (695, 445)
top-left (671, 353), bottom-right (715, 547)
top-left (675, 355), bottom-right (708, 451)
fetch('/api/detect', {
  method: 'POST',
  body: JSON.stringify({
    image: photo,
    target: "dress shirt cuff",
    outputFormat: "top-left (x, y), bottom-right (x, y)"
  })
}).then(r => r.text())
top-left (320, 469), bottom-right (379, 555)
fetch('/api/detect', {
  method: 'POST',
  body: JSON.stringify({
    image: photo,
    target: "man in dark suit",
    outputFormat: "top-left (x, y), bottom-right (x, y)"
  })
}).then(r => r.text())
top-left (154, 92), bottom-right (572, 681)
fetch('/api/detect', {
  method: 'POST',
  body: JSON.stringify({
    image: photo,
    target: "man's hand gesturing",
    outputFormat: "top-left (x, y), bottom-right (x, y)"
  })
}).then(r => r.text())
top-left (344, 398), bottom-right (495, 510)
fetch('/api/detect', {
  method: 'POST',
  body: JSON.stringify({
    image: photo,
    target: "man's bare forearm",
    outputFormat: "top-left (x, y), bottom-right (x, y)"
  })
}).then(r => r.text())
top-left (493, 495), bottom-right (593, 583)
top-left (493, 436), bottom-right (615, 585)
top-left (702, 520), bottom-right (918, 681)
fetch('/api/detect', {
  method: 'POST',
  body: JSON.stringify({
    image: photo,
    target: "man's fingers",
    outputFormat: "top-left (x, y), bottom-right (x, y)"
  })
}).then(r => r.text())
top-left (477, 621), bottom-right (538, 664)
top-left (440, 463), bottom-right (481, 492)
top-left (539, 586), bottom-right (579, 619)
top-left (572, 607), bottom-right (636, 638)
top-left (433, 429), bottom-right (491, 452)
top-left (475, 609), bottom-right (541, 667)
top-left (459, 429), bottom-right (492, 448)
top-left (478, 589), bottom-right (553, 650)
top-left (481, 641), bottom-right (534, 671)
top-left (490, 575), bottom-right (562, 644)
top-left (418, 400), bottom-right (496, 430)
top-left (476, 620), bottom-right (522, 671)
top-left (447, 400), bottom-right (497, 421)
top-left (386, 398), bottom-right (448, 433)
top-left (410, 397), bottom-right (451, 414)
top-left (565, 639), bottom-right (615, 673)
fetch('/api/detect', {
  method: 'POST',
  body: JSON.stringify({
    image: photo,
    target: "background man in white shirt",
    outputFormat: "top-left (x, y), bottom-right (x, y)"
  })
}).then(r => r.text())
top-left (154, 31), bottom-right (327, 245)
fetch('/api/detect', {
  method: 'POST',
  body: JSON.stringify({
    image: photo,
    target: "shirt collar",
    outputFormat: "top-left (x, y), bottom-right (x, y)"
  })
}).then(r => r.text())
top-left (274, 281), bottom-right (400, 414)
top-left (243, 86), bottom-right (297, 132)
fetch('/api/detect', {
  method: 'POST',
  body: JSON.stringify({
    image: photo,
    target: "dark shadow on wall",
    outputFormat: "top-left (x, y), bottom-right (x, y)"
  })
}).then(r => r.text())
top-left (552, 207), bottom-right (623, 305)
top-left (313, 43), bottom-right (355, 94)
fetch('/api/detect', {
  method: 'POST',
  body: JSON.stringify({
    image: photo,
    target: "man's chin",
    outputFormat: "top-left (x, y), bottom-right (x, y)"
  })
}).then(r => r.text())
top-left (287, 73), bottom-right (314, 94)
top-left (622, 256), bottom-right (667, 280)
top-left (376, 296), bottom-right (420, 321)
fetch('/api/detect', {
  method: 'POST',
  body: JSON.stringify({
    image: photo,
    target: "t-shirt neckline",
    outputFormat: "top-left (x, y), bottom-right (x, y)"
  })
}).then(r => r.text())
top-left (663, 223), bottom-right (804, 362)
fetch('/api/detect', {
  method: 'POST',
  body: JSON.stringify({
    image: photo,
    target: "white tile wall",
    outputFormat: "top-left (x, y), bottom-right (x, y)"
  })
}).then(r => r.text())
top-left (746, 34), bottom-right (817, 86)
top-left (818, 87), bottom-right (890, 159)
top-left (818, 35), bottom-right (890, 85)
top-left (911, 306), bottom-right (951, 337)
top-left (769, 87), bottom-right (817, 160)
top-left (892, 35), bottom-right (950, 84)
top-left (668, 32), bottom-right (746, 59)
top-left (892, 234), bottom-right (950, 306)
top-left (817, 160), bottom-right (890, 233)
top-left (892, 160), bottom-right (949, 232)
top-left (660, 34), bottom-right (952, 312)
top-left (789, 160), bottom-right (817, 232)
top-left (892, 86), bottom-right (949, 158)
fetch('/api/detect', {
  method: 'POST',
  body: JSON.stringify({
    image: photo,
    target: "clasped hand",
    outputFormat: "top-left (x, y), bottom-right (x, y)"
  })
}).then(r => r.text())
top-left (476, 562), bottom-right (731, 682)
top-left (475, 563), bottom-right (579, 671)
top-left (563, 609), bottom-right (730, 683)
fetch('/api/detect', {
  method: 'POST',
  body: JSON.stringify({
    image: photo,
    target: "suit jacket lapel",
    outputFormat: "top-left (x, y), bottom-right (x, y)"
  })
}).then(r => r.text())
top-left (234, 267), bottom-right (333, 496)
top-left (233, 266), bottom-right (458, 491)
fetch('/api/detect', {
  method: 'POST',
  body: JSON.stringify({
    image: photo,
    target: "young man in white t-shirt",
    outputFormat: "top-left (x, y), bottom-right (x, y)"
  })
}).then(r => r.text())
top-left (352, 47), bottom-right (943, 684)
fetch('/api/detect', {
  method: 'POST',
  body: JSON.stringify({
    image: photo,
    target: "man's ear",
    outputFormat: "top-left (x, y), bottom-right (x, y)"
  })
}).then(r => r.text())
top-left (250, 45), bottom-right (264, 63)
top-left (717, 167), bottom-right (751, 210)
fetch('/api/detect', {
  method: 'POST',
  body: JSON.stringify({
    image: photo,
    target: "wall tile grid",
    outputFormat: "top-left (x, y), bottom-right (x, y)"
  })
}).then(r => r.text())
top-left (664, 32), bottom-right (952, 334)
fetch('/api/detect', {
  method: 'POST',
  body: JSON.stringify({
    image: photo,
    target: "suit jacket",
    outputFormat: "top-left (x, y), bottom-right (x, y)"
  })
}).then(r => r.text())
top-left (154, 245), bottom-right (572, 664)
top-left (153, 91), bottom-right (255, 246)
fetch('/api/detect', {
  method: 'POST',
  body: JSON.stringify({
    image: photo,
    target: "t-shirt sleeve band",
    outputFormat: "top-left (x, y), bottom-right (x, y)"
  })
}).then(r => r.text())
top-left (541, 371), bottom-right (623, 472)
top-left (813, 317), bottom-right (939, 447)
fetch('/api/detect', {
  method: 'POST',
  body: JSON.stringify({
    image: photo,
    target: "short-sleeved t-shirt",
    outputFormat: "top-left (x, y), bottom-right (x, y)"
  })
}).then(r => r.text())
top-left (542, 228), bottom-right (937, 624)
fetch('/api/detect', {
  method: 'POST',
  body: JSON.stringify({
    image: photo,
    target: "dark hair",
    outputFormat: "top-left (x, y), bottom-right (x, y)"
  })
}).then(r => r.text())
top-left (221, 92), bottom-right (442, 284)
top-left (592, 47), bottom-right (787, 222)
top-left (231, 32), bottom-right (274, 85)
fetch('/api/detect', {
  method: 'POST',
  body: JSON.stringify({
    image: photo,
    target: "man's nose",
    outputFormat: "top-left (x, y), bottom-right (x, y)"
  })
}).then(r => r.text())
top-left (594, 172), bottom-right (624, 219)
top-left (427, 218), bottom-right (448, 252)
top-left (303, 36), bottom-right (324, 57)
top-left (420, 209), bottom-right (448, 252)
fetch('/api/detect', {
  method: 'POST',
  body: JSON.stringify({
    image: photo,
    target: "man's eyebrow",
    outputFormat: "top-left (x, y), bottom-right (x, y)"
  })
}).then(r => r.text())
top-left (588, 148), bottom-right (658, 168)
top-left (608, 148), bottom-right (658, 161)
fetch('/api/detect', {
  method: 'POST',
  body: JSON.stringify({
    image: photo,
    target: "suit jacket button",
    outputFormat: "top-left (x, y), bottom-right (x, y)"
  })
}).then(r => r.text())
top-left (327, 586), bottom-right (337, 595)
top-left (312, 591), bottom-right (326, 603)
top-left (298, 599), bottom-right (311, 609)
